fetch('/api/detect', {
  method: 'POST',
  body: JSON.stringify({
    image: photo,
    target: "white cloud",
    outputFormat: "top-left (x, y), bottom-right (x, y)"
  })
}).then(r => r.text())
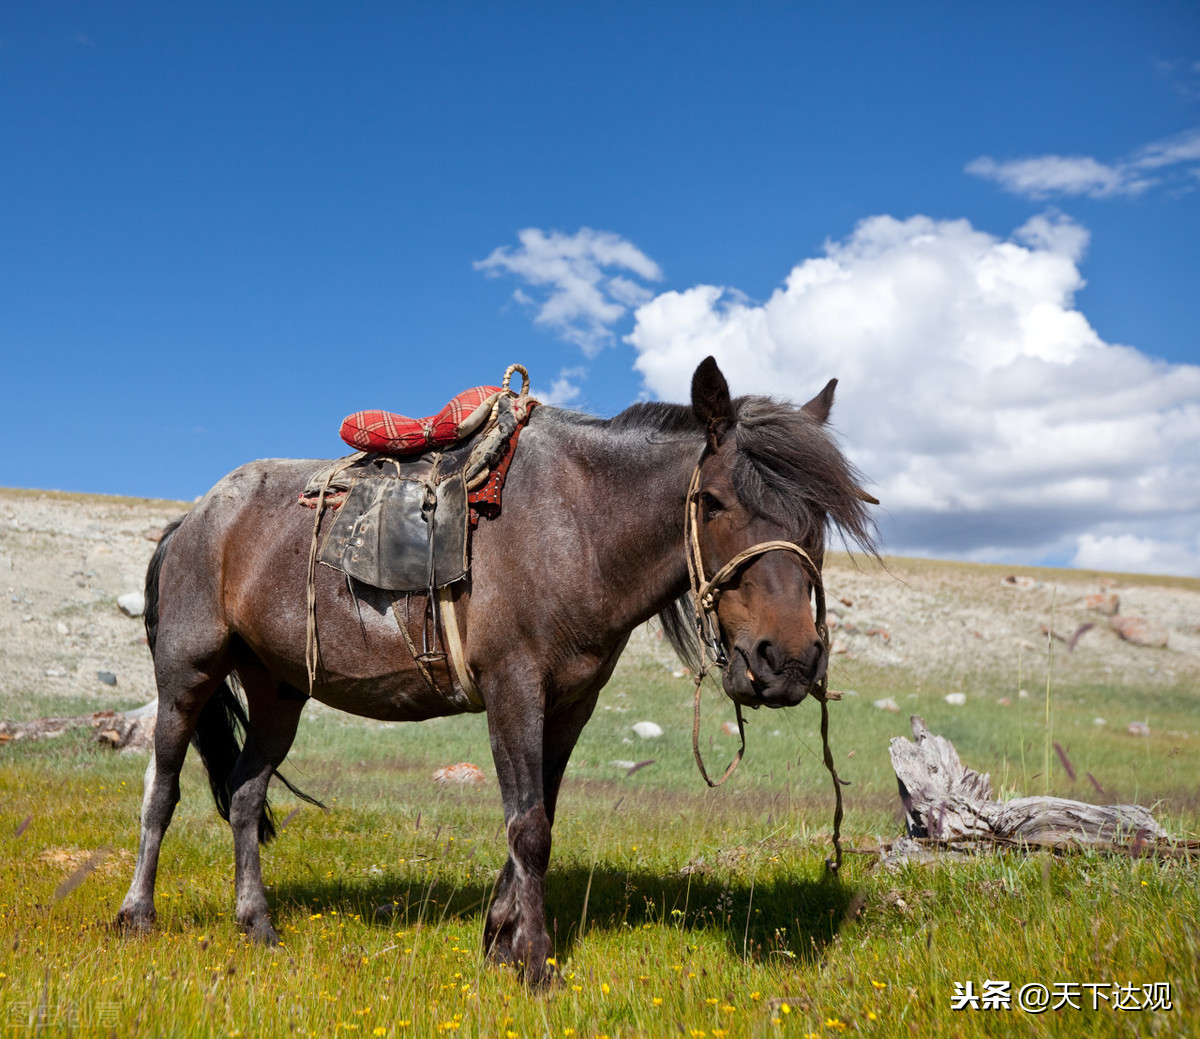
top-left (475, 228), bottom-right (663, 356)
top-left (626, 213), bottom-right (1200, 575)
top-left (533, 366), bottom-right (588, 407)
top-left (1073, 533), bottom-right (1200, 578)
top-left (967, 128), bottom-right (1200, 199)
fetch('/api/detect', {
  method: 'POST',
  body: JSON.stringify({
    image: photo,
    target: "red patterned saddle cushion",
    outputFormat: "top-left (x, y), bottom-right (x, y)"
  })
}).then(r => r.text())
top-left (340, 385), bottom-right (503, 455)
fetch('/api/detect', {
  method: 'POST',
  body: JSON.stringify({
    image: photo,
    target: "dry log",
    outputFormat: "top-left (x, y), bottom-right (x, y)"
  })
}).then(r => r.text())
top-left (0, 700), bottom-right (157, 752)
top-left (890, 716), bottom-right (1166, 845)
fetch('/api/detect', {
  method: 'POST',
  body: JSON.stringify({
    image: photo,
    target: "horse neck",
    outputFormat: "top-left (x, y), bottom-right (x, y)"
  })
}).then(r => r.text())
top-left (545, 412), bottom-right (702, 631)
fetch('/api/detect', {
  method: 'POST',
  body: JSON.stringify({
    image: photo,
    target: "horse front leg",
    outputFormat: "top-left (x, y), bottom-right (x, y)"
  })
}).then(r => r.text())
top-left (483, 673), bottom-right (555, 985)
top-left (483, 679), bottom-right (601, 986)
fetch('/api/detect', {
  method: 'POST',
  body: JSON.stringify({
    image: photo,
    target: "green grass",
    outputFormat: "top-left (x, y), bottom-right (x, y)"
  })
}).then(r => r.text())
top-left (2, 643), bottom-right (1198, 1037)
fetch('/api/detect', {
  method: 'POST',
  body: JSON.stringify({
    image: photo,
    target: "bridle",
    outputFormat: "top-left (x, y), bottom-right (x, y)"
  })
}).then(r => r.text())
top-left (684, 452), bottom-right (846, 874)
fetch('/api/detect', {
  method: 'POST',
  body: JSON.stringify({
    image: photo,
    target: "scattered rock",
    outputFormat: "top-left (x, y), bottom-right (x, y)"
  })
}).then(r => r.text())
top-left (1002, 575), bottom-right (1038, 590)
top-left (831, 638), bottom-right (849, 655)
top-left (96, 671), bottom-right (117, 686)
top-left (997, 697), bottom-right (1011, 706)
top-left (1093, 717), bottom-right (1106, 726)
top-left (943, 693), bottom-right (966, 706)
top-left (1084, 593), bottom-right (1119, 616)
top-left (720, 720), bottom-right (740, 736)
top-left (632, 721), bottom-right (663, 739)
top-left (873, 697), bottom-right (900, 713)
top-left (1126, 721), bottom-right (1150, 737)
top-left (432, 762), bottom-right (486, 786)
top-left (1110, 616), bottom-right (1169, 648)
top-left (117, 592), bottom-right (146, 618)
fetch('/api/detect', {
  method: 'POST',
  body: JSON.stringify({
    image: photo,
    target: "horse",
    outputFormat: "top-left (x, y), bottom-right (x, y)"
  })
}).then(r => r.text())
top-left (116, 356), bottom-right (875, 985)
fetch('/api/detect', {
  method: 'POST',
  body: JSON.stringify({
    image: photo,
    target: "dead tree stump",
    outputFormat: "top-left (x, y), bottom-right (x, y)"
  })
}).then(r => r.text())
top-left (889, 716), bottom-right (1166, 844)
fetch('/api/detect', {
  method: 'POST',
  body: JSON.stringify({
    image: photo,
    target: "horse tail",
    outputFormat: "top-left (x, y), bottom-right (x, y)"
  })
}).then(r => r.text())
top-left (192, 674), bottom-right (327, 845)
top-left (145, 515), bottom-right (324, 845)
top-left (144, 516), bottom-right (185, 655)
top-left (191, 680), bottom-right (277, 840)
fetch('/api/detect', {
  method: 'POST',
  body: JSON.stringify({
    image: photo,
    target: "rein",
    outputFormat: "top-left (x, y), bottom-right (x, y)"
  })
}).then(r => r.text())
top-left (684, 460), bottom-right (847, 874)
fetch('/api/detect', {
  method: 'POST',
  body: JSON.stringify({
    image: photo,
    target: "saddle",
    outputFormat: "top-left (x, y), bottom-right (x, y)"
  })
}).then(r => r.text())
top-left (300, 366), bottom-right (536, 594)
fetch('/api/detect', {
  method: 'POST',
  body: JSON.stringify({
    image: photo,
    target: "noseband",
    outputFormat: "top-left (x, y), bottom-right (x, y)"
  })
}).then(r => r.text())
top-left (683, 456), bottom-right (846, 874)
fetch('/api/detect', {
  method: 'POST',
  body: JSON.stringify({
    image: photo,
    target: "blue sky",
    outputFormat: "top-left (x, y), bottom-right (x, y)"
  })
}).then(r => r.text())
top-left (3, 2), bottom-right (1199, 573)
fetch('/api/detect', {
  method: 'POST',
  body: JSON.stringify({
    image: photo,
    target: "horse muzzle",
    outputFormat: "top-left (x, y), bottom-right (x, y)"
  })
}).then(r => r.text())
top-left (721, 637), bottom-right (827, 709)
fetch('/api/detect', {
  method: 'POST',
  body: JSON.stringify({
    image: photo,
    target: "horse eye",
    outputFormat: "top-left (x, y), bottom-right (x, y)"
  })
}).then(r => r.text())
top-left (699, 491), bottom-right (725, 515)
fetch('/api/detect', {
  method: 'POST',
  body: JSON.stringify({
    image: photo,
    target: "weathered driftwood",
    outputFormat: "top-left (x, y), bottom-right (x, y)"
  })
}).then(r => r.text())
top-left (0, 699), bottom-right (157, 752)
top-left (890, 715), bottom-right (1166, 845)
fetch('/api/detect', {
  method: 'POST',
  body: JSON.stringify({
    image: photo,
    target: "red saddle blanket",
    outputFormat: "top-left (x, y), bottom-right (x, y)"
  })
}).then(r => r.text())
top-left (340, 385), bottom-right (503, 455)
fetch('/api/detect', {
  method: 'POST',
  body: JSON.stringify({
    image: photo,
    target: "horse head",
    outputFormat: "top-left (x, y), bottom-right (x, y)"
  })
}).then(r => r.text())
top-left (688, 356), bottom-right (875, 709)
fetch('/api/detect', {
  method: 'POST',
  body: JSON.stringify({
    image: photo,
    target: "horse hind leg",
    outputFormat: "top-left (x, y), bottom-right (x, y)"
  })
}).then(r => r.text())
top-left (226, 666), bottom-right (309, 945)
top-left (116, 674), bottom-right (221, 933)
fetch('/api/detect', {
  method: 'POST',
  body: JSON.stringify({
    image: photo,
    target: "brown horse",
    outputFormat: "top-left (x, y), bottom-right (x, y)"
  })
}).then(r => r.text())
top-left (116, 357), bottom-right (875, 985)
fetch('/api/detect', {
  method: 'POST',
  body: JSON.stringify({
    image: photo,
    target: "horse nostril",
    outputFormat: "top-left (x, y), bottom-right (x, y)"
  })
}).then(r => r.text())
top-left (802, 638), bottom-right (827, 682)
top-left (752, 638), bottom-right (780, 675)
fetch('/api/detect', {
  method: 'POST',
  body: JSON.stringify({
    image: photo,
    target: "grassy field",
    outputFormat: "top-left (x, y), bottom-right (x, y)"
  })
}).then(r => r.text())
top-left (2, 631), bottom-right (1198, 1037)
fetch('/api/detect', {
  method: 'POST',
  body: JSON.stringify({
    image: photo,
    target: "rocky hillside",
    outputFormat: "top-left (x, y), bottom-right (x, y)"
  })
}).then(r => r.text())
top-left (2, 487), bottom-right (1198, 725)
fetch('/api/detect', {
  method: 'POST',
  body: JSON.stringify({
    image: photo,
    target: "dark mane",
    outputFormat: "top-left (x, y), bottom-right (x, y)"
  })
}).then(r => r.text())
top-left (607, 400), bottom-right (701, 437)
top-left (603, 396), bottom-right (876, 554)
top-left (597, 394), bottom-right (878, 672)
top-left (728, 396), bottom-right (876, 553)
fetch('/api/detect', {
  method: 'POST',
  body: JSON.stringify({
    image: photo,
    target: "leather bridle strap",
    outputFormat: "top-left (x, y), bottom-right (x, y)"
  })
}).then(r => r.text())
top-left (683, 458), bottom-right (845, 874)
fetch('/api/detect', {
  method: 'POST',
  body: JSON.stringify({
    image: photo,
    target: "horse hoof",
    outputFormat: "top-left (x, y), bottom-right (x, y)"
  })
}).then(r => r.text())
top-left (523, 955), bottom-right (560, 990)
top-left (243, 918), bottom-right (280, 946)
top-left (115, 908), bottom-right (155, 935)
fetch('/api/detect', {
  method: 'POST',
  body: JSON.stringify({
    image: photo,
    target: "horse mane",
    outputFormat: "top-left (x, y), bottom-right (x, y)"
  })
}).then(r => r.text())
top-left (601, 395), bottom-right (879, 672)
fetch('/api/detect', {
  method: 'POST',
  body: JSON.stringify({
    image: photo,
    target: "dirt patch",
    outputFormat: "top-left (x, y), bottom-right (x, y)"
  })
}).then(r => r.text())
top-left (820, 553), bottom-right (1200, 689)
top-left (0, 487), bottom-right (188, 719)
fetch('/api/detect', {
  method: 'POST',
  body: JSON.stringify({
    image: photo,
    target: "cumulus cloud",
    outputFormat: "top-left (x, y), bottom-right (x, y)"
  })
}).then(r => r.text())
top-left (626, 213), bottom-right (1200, 575)
top-left (967, 128), bottom-right (1200, 199)
top-left (475, 227), bottom-right (663, 356)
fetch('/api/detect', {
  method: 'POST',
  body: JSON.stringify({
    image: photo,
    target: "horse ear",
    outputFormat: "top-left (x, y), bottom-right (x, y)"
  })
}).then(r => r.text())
top-left (691, 356), bottom-right (733, 436)
top-left (801, 378), bottom-right (838, 424)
